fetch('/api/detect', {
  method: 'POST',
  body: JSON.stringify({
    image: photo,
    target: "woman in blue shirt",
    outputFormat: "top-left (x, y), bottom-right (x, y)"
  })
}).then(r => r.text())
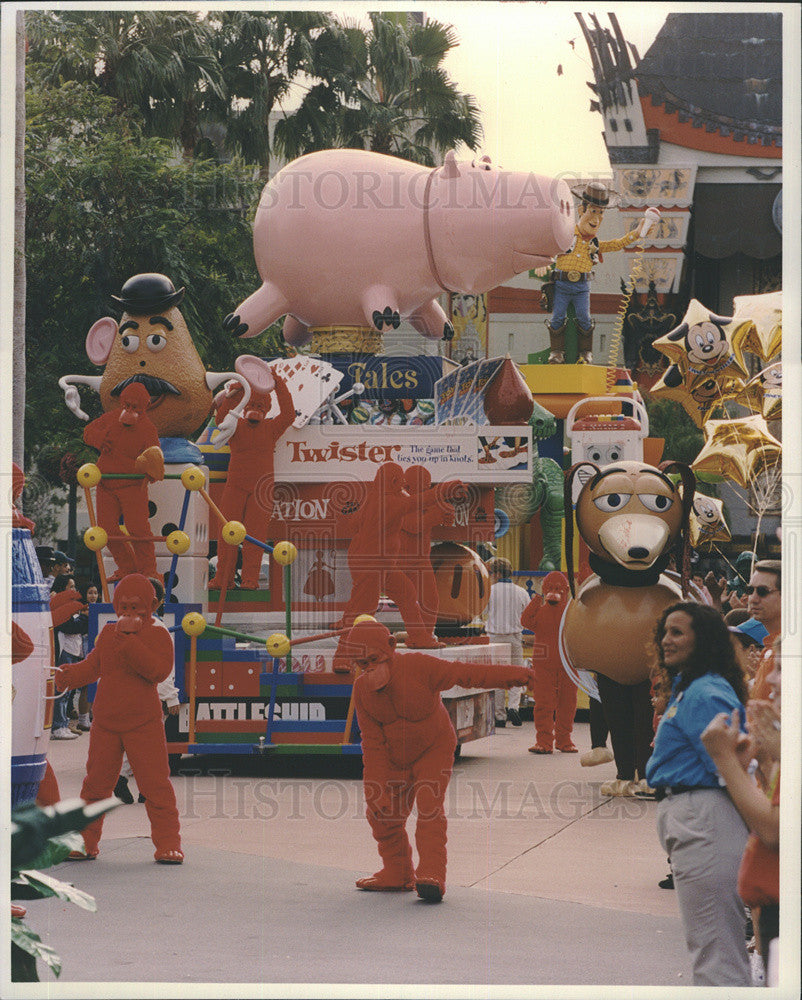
top-left (645, 602), bottom-right (751, 986)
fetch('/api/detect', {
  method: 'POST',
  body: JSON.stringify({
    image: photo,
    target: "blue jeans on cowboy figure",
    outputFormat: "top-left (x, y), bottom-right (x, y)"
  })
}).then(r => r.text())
top-left (551, 278), bottom-right (592, 330)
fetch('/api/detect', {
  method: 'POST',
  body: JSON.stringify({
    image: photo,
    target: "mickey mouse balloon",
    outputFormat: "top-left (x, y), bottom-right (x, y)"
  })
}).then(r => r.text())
top-left (653, 299), bottom-right (749, 386)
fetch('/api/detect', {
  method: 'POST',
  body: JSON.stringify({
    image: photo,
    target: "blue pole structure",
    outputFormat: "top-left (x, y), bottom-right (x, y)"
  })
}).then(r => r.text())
top-left (264, 655), bottom-right (281, 745)
top-left (164, 488), bottom-right (191, 605)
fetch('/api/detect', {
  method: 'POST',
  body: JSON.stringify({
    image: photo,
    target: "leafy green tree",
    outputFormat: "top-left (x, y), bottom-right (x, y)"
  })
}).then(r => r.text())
top-left (23, 79), bottom-right (278, 476)
top-left (206, 9), bottom-right (341, 178)
top-left (25, 10), bottom-right (224, 157)
top-left (276, 13), bottom-right (483, 166)
top-left (643, 397), bottom-right (704, 467)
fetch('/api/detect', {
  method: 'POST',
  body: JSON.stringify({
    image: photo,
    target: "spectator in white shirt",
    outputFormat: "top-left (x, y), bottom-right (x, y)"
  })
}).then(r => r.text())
top-left (484, 558), bottom-right (531, 727)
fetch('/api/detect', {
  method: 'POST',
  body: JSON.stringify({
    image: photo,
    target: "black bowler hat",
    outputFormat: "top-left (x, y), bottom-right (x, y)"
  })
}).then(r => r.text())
top-left (111, 273), bottom-right (185, 314)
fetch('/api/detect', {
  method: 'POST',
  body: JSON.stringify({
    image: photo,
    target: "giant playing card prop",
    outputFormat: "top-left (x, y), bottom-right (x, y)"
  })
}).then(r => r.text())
top-left (266, 356), bottom-right (343, 427)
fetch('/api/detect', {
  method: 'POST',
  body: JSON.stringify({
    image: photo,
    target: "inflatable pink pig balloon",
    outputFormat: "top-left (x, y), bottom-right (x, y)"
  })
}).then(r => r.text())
top-left (224, 149), bottom-right (575, 347)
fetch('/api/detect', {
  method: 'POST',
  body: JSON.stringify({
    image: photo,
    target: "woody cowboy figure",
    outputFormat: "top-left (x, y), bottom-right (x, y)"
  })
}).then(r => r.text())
top-left (541, 181), bottom-right (659, 365)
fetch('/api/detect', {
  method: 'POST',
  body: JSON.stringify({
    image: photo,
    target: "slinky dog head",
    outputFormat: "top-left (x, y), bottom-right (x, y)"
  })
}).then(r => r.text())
top-left (564, 460), bottom-right (695, 597)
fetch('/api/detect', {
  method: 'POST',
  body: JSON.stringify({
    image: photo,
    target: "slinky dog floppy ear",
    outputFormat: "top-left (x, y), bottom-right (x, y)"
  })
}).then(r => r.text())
top-left (563, 462), bottom-right (601, 598)
top-left (659, 461), bottom-right (696, 597)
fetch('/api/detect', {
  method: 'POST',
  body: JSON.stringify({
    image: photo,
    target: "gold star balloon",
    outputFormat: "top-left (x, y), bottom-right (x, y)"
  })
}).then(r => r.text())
top-left (692, 415), bottom-right (782, 489)
top-left (735, 363), bottom-right (782, 422)
top-left (688, 493), bottom-right (731, 549)
top-left (653, 298), bottom-right (749, 386)
top-left (650, 366), bottom-right (744, 428)
top-left (730, 291), bottom-right (782, 368)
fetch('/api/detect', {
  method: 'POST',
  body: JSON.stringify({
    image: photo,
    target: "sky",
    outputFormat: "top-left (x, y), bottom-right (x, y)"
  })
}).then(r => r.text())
top-left (329, 2), bottom-right (675, 177)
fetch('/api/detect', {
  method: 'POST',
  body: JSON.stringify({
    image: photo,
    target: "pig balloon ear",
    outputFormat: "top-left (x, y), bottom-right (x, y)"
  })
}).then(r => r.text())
top-left (235, 354), bottom-right (275, 394)
top-left (442, 149), bottom-right (460, 179)
top-left (86, 317), bottom-right (119, 366)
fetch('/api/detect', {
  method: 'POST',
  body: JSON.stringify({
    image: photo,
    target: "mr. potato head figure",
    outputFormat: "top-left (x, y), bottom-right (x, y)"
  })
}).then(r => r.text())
top-left (59, 273), bottom-right (257, 449)
top-left (348, 619), bottom-right (533, 902)
top-left (55, 574), bottom-right (182, 863)
top-left (83, 381), bottom-right (164, 581)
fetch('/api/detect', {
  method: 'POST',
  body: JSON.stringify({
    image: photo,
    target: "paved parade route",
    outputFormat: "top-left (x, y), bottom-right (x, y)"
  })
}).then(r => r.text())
top-left (29, 721), bottom-right (691, 990)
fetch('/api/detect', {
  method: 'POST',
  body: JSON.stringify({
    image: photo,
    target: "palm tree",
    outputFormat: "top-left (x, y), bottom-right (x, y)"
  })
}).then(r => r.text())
top-left (206, 10), bottom-right (342, 179)
top-left (275, 14), bottom-right (483, 167)
top-left (25, 10), bottom-right (224, 158)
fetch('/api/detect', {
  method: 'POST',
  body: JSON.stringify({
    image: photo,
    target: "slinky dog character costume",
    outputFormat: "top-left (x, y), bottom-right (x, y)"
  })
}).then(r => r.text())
top-left (83, 381), bottom-right (164, 581)
top-left (561, 459), bottom-right (695, 795)
top-left (521, 571), bottom-right (577, 753)
top-left (55, 574), bottom-right (183, 863)
top-left (208, 373), bottom-right (295, 590)
top-left (348, 620), bottom-right (533, 902)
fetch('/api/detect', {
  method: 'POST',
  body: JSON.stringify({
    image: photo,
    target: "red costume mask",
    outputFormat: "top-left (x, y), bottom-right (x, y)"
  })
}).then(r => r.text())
top-left (243, 388), bottom-right (272, 425)
top-left (375, 461), bottom-right (406, 495)
top-left (113, 573), bottom-right (157, 633)
top-left (541, 571), bottom-right (570, 606)
top-left (119, 382), bottom-right (151, 426)
top-left (404, 465), bottom-right (431, 494)
top-left (345, 621), bottom-right (396, 690)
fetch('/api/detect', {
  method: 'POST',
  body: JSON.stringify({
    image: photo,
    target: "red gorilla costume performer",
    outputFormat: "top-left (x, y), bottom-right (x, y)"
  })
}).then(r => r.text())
top-left (398, 466), bottom-right (465, 640)
top-left (83, 382), bottom-right (164, 581)
top-left (521, 571), bottom-right (578, 754)
top-left (55, 574), bottom-right (182, 863)
top-left (348, 620), bottom-right (534, 902)
top-left (209, 373), bottom-right (294, 590)
top-left (332, 463), bottom-right (438, 671)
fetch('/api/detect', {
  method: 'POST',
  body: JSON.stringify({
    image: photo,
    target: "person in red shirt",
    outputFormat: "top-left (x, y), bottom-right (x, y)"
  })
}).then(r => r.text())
top-left (55, 574), bottom-right (182, 863)
top-left (702, 639), bottom-right (781, 981)
top-left (83, 382), bottom-right (164, 580)
top-left (348, 619), bottom-right (534, 902)
top-left (209, 372), bottom-right (295, 590)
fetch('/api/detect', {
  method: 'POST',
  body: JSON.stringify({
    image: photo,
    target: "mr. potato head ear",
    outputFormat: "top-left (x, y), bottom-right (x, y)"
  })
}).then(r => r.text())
top-left (235, 354), bottom-right (275, 394)
top-left (563, 462), bottom-right (601, 598)
top-left (86, 317), bottom-right (120, 366)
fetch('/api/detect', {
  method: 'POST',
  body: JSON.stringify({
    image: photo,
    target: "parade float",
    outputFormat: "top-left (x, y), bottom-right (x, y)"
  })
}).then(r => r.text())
top-left (36, 148), bottom-right (781, 769)
top-left (49, 150), bottom-right (573, 760)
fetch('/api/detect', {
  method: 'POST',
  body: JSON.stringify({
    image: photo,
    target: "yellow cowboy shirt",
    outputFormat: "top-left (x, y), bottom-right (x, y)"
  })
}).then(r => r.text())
top-left (554, 225), bottom-right (640, 275)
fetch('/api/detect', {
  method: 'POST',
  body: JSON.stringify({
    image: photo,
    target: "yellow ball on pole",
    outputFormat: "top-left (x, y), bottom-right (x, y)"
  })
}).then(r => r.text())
top-left (77, 463), bottom-right (102, 488)
top-left (272, 540), bottom-right (298, 566)
top-left (221, 520), bottom-right (247, 546)
top-left (180, 466), bottom-right (205, 491)
top-left (165, 530), bottom-right (191, 555)
top-left (83, 526), bottom-right (108, 551)
top-left (182, 612), bottom-right (207, 637)
top-left (266, 633), bottom-right (291, 658)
